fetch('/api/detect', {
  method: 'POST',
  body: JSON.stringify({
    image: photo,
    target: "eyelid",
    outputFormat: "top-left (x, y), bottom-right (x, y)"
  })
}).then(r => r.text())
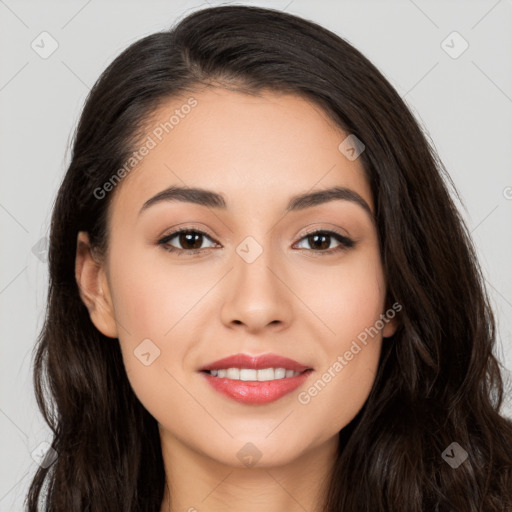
top-left (298, 225), bottom-right (349, 240)
top-left (158, 224), bottom-right (218, 240)
top-left (158, 224), bottom-right (355, 256)
top-left (158, 225), bottom-right (351, 244)
top-left (158, 226), bottom-right (219, 246)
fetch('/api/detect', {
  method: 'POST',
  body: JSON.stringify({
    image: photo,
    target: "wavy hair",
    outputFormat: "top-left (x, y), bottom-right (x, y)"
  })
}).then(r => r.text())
top-left (26, 5), bottom-right (512, 511)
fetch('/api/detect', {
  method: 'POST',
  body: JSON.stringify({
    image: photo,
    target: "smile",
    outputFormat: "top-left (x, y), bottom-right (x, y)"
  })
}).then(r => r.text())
top-left (200, 369), bottom-right (313, 404)
top-left (204, 367), bottom-right (302, 380)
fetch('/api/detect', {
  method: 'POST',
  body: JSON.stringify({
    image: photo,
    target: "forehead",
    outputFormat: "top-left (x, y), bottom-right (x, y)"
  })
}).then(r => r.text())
top-left (109, 88), bottom-right (372, 220)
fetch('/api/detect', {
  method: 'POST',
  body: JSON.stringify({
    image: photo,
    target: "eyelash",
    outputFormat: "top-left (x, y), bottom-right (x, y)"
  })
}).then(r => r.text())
top-left (157, 227), bottom-right (355, 257)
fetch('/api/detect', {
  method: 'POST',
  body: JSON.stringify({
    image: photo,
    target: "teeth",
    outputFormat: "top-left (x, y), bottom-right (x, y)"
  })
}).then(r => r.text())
top-left (226, 368), bottom-right (239, 379)
top-left (207, 367), bottom-right (302, 381)
top-left (240, 368), bottom-right (258, 381)
top-left (275, 368), bottom-right (286, 379)
top-left (254, 368), bottom-right (273, 381)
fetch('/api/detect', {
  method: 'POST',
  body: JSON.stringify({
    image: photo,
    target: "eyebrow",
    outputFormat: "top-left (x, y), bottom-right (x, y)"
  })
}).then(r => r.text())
top-left (139, 185), bottom-right (374, 221)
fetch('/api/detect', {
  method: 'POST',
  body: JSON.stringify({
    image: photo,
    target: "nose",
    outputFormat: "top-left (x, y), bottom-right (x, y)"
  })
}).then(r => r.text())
top-left (219, 240), bottom-right (293, 333)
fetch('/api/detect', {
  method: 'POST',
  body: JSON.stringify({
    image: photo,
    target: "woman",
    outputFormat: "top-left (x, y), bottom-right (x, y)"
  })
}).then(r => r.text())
top-left (26, 4), bottom-right (512, 511)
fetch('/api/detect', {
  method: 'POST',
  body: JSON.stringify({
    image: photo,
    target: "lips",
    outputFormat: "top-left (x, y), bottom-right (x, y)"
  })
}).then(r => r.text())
top-left (198, 353), bottom-right (314, 404)
top-left (201, 370), bottom-right (313, 404)
top-left (198, 353), bottom-right (312, 373)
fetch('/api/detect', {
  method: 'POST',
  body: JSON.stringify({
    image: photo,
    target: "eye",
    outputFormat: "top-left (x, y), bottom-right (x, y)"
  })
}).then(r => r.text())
top-left (158, 228), bottom-right (219, 256)
top-left (293, 229), bottom-right (355, 256)
top-left (157, 227), bottom-right (355, 257)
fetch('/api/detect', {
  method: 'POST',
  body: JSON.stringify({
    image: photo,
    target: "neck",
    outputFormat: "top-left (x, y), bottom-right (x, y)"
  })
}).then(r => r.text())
top-left (159, 432), bottom-right (339, 512)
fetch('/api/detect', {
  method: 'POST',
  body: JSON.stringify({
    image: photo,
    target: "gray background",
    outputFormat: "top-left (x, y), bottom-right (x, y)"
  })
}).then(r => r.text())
top-left (1, 0), bottom-right (511, 509)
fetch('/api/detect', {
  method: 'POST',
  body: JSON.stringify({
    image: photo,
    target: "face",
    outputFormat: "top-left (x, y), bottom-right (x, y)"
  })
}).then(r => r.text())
top-left (76, 87), bottom-right (398, 469)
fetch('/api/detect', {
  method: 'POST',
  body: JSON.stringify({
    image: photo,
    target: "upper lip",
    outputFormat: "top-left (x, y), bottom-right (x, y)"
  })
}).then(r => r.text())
top-left (198, 353), bottom-right (312, 373)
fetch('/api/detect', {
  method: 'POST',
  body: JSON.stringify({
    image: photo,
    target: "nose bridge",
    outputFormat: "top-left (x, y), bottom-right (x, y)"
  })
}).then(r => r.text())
top-left (220, 231), bottom-right (292, 330)
top-left (233, 232), bottom-right (281, 297)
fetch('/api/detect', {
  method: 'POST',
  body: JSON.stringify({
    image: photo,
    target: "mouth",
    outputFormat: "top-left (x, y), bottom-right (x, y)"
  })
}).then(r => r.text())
top-left (198, 352), bottom-right (313, 374)
top-left (198, 353), bottom-right (314, 404)
top-left (200, 367), bottom-right (309, 380)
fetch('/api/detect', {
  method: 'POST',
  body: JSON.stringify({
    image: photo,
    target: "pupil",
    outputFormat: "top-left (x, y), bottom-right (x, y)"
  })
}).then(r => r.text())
top-left (310, 234), bottom-right (329, 250)
top-left (181, 232), bottom-right (202, 249)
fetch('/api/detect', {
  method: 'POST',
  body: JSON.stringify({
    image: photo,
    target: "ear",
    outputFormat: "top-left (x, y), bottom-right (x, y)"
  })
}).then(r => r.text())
top-left (382, 316), bottom-right (398, 338)
top-left (75, 231), bottom-right (118, 338)
top-left (382, 297), bottom-right (401, 338)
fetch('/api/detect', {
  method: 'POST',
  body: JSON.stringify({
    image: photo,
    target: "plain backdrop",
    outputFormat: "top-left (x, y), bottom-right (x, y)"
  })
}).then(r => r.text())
top-left (1, 0), bottom-right (511, 510)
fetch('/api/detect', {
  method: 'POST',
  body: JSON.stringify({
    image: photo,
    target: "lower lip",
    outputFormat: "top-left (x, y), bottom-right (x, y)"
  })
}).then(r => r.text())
top-left (200, 370), bottom-right (313, 404)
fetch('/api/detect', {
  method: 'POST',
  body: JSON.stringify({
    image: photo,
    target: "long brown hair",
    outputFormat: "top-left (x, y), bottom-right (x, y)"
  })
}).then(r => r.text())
top-left (26, 5), bottom-right (512, 511)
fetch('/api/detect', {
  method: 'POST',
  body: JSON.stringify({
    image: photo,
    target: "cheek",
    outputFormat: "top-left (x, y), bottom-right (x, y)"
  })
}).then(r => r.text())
top-left (108, 241), bottom-right (211, 337)
top-left (297, 247), bottom-right (386, 345)
top-left (297, 339), bottom-right (382, 437)
top-left (293, 250), bottom-right (386, 422)
top-left (106, 244), bottom-right (219, 405)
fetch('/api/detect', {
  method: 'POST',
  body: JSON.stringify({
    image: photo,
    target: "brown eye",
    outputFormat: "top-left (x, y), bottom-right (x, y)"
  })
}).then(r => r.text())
top-left (157, 227), bottom-right (355, 257)
top-left (294, 230), bottom-right (355, 255)
top-left (158, 229), bottom-right (218, 255)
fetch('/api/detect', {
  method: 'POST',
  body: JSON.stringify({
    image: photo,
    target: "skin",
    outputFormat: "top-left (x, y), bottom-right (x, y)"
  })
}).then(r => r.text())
top-left (75, 88), bottom-right (398, 512)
